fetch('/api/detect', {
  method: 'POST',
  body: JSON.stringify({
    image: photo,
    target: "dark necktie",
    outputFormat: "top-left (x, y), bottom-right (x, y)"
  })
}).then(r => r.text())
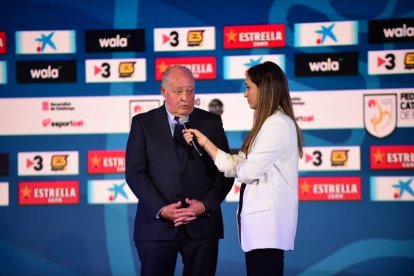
top-left (237, 183), bottom-right (246, 242)
top-left (173, 117), bottom-right (186, 168)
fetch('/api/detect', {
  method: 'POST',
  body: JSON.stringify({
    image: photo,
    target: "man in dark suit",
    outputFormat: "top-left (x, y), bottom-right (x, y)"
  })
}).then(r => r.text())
top-left (125, 65), bottom-right (234, 276)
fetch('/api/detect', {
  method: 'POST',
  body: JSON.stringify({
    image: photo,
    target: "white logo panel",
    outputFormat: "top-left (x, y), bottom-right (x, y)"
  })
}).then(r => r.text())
top-left (0, 182), bottom-right (9, 206)
top-left (85, 58), bottom-right (146, 82)
top-left (154, 26), bottom-right (215, 52)
top-left (371, 176), bottom-right (414, 201)
top-left (18, 151), bottom-right (79, 176)
top-left (294, 21), bottom-right (358, 47)
top-left (15, 30), bottom-right (76, 54)
top-left (223, 55), bottom-right (285, 80)
top-left (0, 61), bottom-right (6, 84)
top-left (88, 179), bottom-right (138, 204)
top-left (299, 146), bottom-right (361, 171)
top-left (368, 49), bottom-right (414, 75)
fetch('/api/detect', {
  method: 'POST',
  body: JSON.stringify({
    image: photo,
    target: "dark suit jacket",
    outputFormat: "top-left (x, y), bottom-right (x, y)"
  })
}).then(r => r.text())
top-left (126, 105), bottom-right (234, 241)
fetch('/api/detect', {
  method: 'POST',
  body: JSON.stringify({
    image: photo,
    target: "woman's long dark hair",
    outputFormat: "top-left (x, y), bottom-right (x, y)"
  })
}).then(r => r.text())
top-left (240, 61), bottom-right (303, 157)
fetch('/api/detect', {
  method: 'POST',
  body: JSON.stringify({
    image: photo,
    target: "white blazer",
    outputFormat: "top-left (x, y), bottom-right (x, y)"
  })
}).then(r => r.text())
top-left (215, 111), bottom-right (298, 252)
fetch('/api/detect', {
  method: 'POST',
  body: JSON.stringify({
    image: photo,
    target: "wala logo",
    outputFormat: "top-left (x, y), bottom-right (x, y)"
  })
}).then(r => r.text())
top-left (369, 18), bottom-right (414, 43)
top-left (370, 145), bottom-right (414, 170)
top-left (295, 52), bottom-right (358, 76)
top-left (299, 176), bottom-right (361, 201)
top-left (85, 29), bottom-right (145, 53)
top-left (16, 60), bottom-right (76, 83)
top-left (0, 31), bottom-right (6, 54)
top-left (99, 34), bottom-right (128, 48)
top-left (364, 94), bottom-right (397, 138)
top-left (30, 65), bottom-right (59, 79)
top-left (155, 57), bottom-right (216, 80)
top-left (19, 181), bottom-right (79, 205)
top-left (224, 24), bottom-right (285, 49)
top-left (88, 150), bottom-right (126, 174)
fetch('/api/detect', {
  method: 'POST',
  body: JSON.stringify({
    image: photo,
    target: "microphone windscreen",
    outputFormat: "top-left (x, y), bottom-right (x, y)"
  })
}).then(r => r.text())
top-left (179, 116), bottom-right (189, 125)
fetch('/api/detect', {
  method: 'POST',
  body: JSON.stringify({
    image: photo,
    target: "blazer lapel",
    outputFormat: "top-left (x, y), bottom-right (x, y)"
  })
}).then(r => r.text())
top-left (153, 105), bottom-right (182, 170)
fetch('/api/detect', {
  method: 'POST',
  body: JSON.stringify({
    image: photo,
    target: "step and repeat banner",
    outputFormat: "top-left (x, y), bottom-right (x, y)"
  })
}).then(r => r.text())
top-left (0, 0), bottom-right (413, 275)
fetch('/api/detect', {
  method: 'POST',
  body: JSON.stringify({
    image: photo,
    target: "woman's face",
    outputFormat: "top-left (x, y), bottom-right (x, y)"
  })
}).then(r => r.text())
top-left (244, 76), bottom-right (259, 109)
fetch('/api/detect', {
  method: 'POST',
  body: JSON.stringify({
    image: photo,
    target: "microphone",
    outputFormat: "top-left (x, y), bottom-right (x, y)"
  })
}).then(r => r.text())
top-left (179, 116), bottom-right (203, 156)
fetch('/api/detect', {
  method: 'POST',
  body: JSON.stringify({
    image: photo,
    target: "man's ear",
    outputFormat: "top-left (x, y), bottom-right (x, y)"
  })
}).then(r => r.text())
top-left (160, 86), bottom-right (166, 98)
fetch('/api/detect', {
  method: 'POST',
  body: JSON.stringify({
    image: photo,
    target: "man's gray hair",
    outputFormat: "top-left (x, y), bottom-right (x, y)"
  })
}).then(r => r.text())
top-left (161, 65), bottom-right (195, 89)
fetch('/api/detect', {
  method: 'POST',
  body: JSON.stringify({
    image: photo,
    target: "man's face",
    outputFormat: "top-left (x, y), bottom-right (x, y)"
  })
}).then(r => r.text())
top-left (162, 69), bottom-right (195, 117)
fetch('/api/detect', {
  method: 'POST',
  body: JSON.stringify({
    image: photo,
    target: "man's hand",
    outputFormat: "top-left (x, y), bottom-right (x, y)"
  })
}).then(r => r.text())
top-left (173, 198), bottom-right (206, 226)
top-left (160, 201), bottom-right (197, 226)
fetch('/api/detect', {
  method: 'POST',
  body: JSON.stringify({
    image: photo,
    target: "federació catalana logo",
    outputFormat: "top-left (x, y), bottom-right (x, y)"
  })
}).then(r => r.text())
top-left (364, 94), bottom-right (397, 138)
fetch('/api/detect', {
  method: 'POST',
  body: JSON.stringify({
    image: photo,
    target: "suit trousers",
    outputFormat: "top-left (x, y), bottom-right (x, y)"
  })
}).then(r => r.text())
top-left (135, 228), bottom-right (219, 276)
top-left (245, 248), bottom-right (284, 276)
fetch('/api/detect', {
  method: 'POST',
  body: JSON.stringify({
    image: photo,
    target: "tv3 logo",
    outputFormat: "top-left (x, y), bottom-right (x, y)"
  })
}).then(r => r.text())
top-left (27, 155), bottom-right (44, 171)
top-left (306, 150), bottom-right (322, 166)
top-left (377, 53), bottom-right (396, 70)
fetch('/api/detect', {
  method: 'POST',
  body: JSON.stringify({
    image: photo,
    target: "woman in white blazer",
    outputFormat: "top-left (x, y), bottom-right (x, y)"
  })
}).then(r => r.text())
top-left (183, 61), bottom-right (303, 276)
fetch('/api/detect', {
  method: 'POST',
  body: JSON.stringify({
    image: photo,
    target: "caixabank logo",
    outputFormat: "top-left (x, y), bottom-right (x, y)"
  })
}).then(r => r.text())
top-left (16, 60), bottom-right (76, 83)
top-left (370, 176), bottom-right (414, 201)
top-left (88, 180), bottom-right (137, 204)
top-left (294, 21), bottom-right (358, 47)
top-left (295, 52), bottom-right (358, 77)
top-left (85, 29), bottom-right (145, 53)
top-left (15, 30), bottom-right (76, 54)
top-left (223, 54), bottom-right (285, 80)
top-left (368, 18), bottom-right (414, 43)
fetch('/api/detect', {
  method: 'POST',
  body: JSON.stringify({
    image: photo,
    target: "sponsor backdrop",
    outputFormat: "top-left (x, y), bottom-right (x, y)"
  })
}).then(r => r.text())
top-left (0, 0), bottom-right (413, 275)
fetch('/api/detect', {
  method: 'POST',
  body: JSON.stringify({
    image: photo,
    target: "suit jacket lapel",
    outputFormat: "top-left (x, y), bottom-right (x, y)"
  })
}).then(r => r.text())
top-left (154, 105), bottom-right (182, 170)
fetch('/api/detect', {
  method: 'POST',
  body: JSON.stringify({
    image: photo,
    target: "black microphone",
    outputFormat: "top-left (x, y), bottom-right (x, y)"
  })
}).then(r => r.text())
top-left (179, 116), bottom-right (203, 156)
